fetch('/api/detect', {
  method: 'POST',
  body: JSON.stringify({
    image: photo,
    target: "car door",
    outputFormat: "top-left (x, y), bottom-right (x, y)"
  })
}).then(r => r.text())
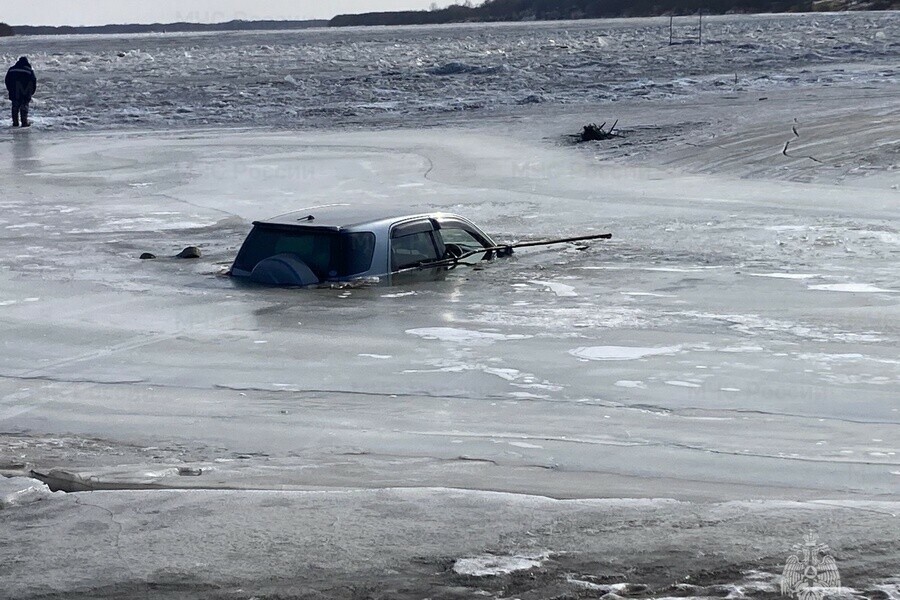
top-left (389, 219), bottom-right (445, 273)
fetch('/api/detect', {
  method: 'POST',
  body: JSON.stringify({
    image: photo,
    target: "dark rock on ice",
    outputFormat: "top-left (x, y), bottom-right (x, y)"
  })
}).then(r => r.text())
top-left (176, 246), bottom-right (202, 259)
top-left (139, 252), bottom-right (157, 260)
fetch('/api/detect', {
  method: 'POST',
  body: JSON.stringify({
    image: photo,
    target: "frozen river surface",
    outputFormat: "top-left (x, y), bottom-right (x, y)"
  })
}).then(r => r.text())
top-left (0, 14), bottom-right (898, 600)
top-left (0, 12), bottom-right (897, 130)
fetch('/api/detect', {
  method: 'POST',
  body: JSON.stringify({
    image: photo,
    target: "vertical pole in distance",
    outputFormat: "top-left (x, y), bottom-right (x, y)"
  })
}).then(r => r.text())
top-left (669, 15), bottom-right (674, 45)
top-left (699, 12), bottom-right (703, 46)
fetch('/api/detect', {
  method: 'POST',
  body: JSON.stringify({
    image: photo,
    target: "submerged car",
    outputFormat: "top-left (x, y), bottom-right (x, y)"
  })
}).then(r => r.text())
top-left (230, 205), bottom-right (499, 286)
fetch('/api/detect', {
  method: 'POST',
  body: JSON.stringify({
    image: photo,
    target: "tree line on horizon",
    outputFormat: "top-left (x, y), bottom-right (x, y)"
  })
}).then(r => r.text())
top-left (0, 19), bottom-right (326, 37)
top-left (2, 0), bottom-right (896, 37)
top-left (329, 0), bottom-right (898, 26)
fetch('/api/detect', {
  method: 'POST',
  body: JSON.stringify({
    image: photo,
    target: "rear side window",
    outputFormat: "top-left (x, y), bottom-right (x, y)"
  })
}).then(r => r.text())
top-left (233, 227), bottom-right (376, 278)
top-left (343, 232), bottom-right (376, 276)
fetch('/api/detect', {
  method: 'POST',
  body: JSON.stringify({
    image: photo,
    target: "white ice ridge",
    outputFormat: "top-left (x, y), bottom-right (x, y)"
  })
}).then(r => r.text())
top-left (570, 345), bottom-right (683, 361)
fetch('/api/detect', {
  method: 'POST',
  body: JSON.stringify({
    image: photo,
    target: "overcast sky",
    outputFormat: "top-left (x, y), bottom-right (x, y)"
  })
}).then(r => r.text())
top-left (5, 1), bottom-right (449, 27)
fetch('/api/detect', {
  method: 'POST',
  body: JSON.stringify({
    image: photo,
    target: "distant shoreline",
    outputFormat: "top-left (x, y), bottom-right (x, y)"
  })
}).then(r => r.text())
top-left (3, 3), bottom-right (897, 37)
top-left (6, 19), bottom-right (327, 37)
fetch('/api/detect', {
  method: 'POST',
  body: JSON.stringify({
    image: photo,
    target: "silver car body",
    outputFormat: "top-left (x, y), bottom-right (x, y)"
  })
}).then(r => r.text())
top-left (230, 204), bottom-right (497, 286)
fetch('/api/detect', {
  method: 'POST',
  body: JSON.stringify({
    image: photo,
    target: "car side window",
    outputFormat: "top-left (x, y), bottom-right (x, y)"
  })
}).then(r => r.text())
top-left (391, 231), bottom-right (441, 271)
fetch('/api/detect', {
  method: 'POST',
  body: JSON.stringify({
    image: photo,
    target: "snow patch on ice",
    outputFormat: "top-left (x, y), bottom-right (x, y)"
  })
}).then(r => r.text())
top-left (620, 292), bottom-right (677, 297)
top-left (718, 345), bottom-right (765, 353)
top-left (358, 354), bottom-right (392, 360)
top-left (750, 272), bottom-right (820, 280)
top-left (808, 283), bottom-right (896, 293)
top-left (570, 345), bottom-right (683, 361)
top-left (452, 551), bottom-right (549, 577)
top-left (665, 380), bottom-right (702, 388)
top-left (508, 391), bottom-right (550, 400)
top-left (406, 327), bottom-right (532, 345)
top-left (615, 380), bottom-right (648, 389)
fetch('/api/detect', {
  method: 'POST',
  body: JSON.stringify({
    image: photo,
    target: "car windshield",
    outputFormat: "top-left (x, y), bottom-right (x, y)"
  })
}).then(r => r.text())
top-left (232, 226), bottom-right (376, 279)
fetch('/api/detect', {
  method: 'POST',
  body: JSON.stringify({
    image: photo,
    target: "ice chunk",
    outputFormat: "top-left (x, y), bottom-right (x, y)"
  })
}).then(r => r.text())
top-left (528, 280), bottom-right (578, 297)
top-left (0, 477), bottom-right (60, 508)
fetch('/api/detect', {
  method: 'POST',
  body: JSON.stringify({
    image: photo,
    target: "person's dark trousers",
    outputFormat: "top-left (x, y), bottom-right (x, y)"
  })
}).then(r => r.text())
top-left (11, 102), bottom-right (29, 127)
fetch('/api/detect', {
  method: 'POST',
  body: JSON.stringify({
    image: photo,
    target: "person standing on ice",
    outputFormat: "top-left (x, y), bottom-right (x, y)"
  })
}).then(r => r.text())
top-left (5, 56), bottom-right (37, 128)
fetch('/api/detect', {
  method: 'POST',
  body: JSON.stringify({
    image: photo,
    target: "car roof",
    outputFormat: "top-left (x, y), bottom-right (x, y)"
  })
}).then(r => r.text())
top-left (256, 204), bottom-right (470, 232)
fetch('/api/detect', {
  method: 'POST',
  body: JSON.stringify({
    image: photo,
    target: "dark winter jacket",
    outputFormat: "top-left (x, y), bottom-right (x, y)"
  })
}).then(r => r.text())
top-left (6, 57), bottom-right (37, 103)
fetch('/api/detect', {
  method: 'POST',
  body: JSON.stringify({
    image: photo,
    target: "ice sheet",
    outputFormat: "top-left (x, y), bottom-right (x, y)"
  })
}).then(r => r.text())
top-left (0, 19), bottom-right (899, 599)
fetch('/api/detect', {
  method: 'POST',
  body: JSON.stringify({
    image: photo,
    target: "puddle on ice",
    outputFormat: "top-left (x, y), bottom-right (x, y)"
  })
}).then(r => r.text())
top-left (358, 354), bottom-right (392, 359)
top-left (808, 283), bottom-right (897, 293)
top-left (452, 552), bottom-right (550, 577)
top-left (569, 345), bottom-right (683, 361)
